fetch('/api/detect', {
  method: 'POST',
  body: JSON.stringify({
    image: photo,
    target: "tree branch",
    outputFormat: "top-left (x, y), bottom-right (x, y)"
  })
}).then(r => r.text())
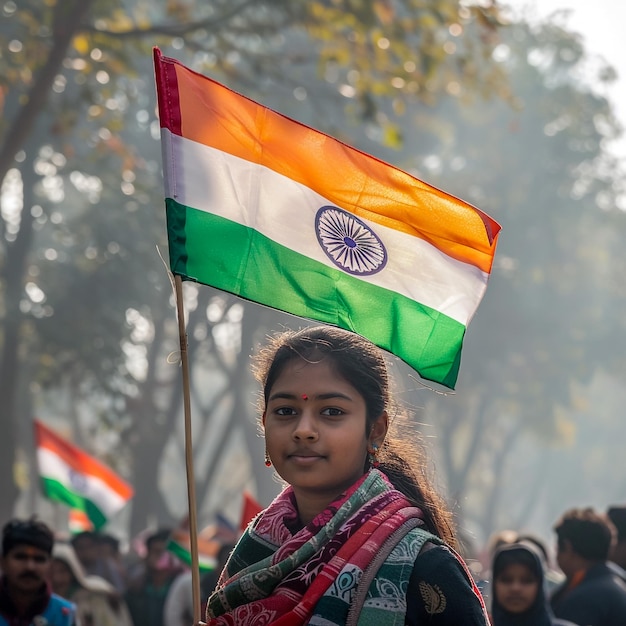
top-left (0, 0), bottom-right (95, 186)
top-left (79, 0), bottom-right (260, 40)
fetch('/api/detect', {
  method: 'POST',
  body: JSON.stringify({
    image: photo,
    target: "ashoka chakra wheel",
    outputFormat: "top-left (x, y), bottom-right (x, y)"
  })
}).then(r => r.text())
top-left (315, 206), bottom-right (387, 276)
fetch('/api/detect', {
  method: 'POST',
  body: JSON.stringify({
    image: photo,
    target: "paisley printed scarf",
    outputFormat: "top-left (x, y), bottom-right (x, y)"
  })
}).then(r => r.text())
top-left (205, 469), bottom-right (428, 626)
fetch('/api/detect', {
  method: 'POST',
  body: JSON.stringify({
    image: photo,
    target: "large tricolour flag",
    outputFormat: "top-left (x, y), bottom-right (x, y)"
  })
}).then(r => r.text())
top-left (34, 420), bottom-right (134, 529)
top-left (153, 49), bottom-right (500, 389)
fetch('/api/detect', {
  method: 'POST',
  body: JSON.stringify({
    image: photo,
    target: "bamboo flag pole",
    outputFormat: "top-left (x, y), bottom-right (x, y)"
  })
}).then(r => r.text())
top-left (174, 274), bottom-right (203, 626)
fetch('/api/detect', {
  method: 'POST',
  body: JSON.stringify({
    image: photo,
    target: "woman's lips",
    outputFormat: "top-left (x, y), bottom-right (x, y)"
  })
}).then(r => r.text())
top-left (288, 454), bottom-right (323, 465)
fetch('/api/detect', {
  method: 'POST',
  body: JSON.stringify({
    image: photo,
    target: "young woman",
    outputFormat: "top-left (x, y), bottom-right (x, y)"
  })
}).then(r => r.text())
top-left (490, 541), bottom-right (576, 626)
top-left (205, 325), bottom-right (489, 625)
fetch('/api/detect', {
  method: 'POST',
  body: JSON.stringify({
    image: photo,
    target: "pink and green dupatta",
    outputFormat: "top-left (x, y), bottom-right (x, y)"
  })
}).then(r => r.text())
top-left (205, 470), bottom-right (428, 625)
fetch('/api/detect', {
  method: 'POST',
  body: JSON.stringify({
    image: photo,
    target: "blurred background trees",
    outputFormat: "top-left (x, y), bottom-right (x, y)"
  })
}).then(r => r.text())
top-left (1, 0), bottom-right (624, 546)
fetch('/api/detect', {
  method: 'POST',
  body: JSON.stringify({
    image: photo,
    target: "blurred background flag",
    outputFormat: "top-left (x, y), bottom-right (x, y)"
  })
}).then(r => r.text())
top-left (154, 49), bottom-right (500, 389)
top-left (238, 491), bottom-right (263, 533)
top-left (68, 508), bottom-right (94, 533)
top-left (167, 520), bottom-right (239, 572)
top-left (34, 420), bottom-right (134, 529)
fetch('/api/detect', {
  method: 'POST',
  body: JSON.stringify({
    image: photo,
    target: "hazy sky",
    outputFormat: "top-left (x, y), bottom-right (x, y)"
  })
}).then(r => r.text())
top-left (506, 0), bottom-right (626, 158)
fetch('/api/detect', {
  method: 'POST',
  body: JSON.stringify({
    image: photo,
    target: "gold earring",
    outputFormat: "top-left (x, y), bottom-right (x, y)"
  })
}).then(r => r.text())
top-left (264, 450), bottom-right (272, 467)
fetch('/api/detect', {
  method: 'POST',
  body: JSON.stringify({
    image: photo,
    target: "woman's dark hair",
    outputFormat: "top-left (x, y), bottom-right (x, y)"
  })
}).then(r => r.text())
top-left (252, 324), bottom-right (456, 546)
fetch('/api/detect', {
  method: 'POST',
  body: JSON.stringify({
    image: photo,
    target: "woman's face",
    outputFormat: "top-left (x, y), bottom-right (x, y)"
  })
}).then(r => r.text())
top-left (50, 559), bottom-right (74, 595)
top-left (264, 357), bottom-right (385, 521)
top-left (494, 562), bottom-right (539, 614)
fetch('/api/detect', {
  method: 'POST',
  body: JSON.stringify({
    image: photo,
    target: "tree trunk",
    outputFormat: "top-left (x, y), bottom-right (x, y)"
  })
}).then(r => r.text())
top-left (0, 154), bottom-right (37, 522)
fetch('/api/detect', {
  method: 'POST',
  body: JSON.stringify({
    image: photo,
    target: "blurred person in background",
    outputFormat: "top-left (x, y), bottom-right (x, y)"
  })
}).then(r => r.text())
top-left (490, 541), bottom-right (575, 626)
top-left (124, 528), bottom-right (181, 626)
top-left (606, 505), bottom-right (626, 576)
top-left (50, 542), bottom-right (132, 626)
top-left (550, 507), bottom-right (626, 625)
top-left (0, 517), bottom-right (76, 626)
top-left (97, 532), bottom-right (128, 591)
top-left (70, 532), bottom-right (125, 594)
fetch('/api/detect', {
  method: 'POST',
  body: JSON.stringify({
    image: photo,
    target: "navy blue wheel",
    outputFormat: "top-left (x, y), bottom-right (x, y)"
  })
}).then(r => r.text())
top-left (315, 206), bottom-right (387, 276)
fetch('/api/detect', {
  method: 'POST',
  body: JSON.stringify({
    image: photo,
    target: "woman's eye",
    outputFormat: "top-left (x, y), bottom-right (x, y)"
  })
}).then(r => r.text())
top-left (321, 407), bottom-right (344, 417)
top-left (275, 407), bottom-right (297, 416)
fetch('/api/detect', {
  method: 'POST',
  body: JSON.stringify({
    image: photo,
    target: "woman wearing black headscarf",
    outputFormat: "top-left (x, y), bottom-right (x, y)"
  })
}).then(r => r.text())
top-left (490, 542), bottom-right (576, 626)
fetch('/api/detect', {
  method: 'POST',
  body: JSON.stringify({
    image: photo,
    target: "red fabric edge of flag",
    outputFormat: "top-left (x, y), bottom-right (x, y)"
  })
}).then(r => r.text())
top-left (153, 47), bottom-right (181, 135)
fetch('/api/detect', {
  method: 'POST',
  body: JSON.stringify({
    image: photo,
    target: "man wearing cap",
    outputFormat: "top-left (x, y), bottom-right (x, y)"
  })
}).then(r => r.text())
top-left (0, 517), bottom-right (76, 626)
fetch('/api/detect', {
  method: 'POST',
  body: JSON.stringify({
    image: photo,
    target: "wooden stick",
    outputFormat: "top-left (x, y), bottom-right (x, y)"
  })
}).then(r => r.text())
top-left (174, 274), bottom-right (202, 625)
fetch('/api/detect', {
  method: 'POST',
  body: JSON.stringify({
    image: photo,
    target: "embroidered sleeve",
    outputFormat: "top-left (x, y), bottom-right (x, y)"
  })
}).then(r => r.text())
top-left (405, 545), bottom-right (489, 625)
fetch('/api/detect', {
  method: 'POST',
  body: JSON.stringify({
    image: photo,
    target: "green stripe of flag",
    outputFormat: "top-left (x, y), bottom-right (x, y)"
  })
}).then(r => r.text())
top-left (40, 477), bottom-right (107, 529)
top-left (166, 539), bottom-right (216, 572)
top-left (166, 199), bottom-right (464, 387)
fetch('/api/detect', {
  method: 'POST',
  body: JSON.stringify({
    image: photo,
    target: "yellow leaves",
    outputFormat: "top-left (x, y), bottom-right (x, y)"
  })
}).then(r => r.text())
top-left (417, 12), bottom-right (440, 31)
top-left (166, 0), bottom-right (194, 21)
top-left (382, 122), bottom-right (403, 149)
top-left (108, 8), bottom-right (136, 31)
top-left (73, 34), bottom-right (90, 56)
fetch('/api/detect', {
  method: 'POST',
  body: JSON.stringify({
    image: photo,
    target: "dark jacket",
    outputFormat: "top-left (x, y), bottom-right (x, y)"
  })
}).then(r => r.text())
top-left (551, 561), bottom-right (626, 626)
top-left (405, 544), bottom-right (489, 625)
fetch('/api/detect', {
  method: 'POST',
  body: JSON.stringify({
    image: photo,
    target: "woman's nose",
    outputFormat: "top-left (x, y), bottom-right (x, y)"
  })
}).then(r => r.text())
top-left (293, 412), bottom-right (318, 440)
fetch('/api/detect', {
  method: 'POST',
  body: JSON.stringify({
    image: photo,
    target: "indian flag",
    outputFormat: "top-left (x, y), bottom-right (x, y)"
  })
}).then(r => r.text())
top-left (68, 509), bottom-right (94, 533)
top-left (153, 49), bottom-right (500, 389)
top-left (35, 420), bottom-right (134, 529)
top-left (167, 528), bottom-right (223, 572)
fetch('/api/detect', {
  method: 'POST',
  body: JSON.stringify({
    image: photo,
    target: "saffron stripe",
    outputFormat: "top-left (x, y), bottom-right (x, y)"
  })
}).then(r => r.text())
top-left (154, 50), bottom-right (500, 273)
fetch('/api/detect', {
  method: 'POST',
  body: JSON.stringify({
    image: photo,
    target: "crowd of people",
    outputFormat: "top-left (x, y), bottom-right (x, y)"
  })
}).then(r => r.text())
top-left (476, 506), bottom-right (626, 625)
top-left (1, 504), bottom-right (625, 625)
top-left (0, 520), bottom-right (237, 626)
top-left (1, 326), bottom-right (626, 625)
